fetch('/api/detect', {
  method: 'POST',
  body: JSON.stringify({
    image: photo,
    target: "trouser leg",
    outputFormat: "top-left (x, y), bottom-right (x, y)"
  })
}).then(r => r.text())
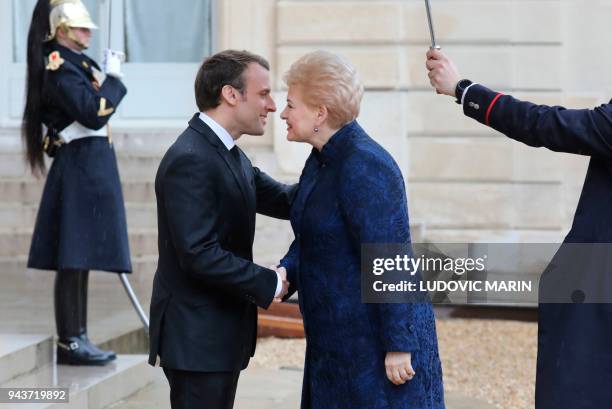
top-left (163, 368), bottom-right (241, 409)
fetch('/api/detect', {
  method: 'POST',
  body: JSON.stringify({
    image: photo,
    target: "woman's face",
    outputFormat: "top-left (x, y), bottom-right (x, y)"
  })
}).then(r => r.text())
top-left (280, 85), bottom-right (320, 143)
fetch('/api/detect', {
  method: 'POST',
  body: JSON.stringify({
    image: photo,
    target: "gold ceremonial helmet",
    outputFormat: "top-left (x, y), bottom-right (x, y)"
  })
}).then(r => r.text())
top-left (47, 0), bottom-right (98, 41)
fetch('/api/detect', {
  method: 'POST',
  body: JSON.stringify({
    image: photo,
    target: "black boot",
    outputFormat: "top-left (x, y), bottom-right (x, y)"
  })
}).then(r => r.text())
top-left (55, 270), bottom-right (116, 366)
top-left (77, 270), bottom-right (116, 360)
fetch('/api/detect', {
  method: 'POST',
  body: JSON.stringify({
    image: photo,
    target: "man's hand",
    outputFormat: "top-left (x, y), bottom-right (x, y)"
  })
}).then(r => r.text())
top-left (271, 265), bottom-right (289, 303)
top-left (425, 48), bottom-right (461, 97)
top-left (385, 352), bottom-right (416, 385)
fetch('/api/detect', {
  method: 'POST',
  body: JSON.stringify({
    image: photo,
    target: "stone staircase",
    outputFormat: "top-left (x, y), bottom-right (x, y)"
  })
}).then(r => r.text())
top-left (0, 334), bottom-right (157, 409)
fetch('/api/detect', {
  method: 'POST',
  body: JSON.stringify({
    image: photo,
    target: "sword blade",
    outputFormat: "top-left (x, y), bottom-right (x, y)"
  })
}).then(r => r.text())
top-left (424, 0), bottom-right (440, 49)
top-left (119, 273), bottom-right (150, 335)
top-left (107, 0), bottom-right (112, 50)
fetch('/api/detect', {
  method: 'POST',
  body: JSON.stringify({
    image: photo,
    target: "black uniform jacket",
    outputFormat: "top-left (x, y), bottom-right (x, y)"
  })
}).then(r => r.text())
top-left (148, 114), bottom-right (296, 372)
top-left (28, 42), bottom-right (130, 273)
top-left (42, 42), bottom-right (126, 133)
top-left (464, 84), bottom-right (612, 409)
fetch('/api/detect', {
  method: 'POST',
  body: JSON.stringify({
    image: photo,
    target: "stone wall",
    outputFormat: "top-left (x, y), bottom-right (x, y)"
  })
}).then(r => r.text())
top-left (242, 0), bottom-right (611, 243)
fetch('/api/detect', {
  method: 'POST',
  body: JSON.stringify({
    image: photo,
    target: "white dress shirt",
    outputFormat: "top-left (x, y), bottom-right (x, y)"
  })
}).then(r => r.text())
top-left (198, 112), bottom-right (284, 299)
top-left (199, 112), bottom-right (235, 150)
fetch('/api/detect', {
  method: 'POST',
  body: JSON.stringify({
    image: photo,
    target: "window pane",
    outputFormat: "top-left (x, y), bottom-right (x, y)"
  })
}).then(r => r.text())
top-left (12, 0), bottom-right (101, 63)
top-left (124, 0), bottom-right (212, 63)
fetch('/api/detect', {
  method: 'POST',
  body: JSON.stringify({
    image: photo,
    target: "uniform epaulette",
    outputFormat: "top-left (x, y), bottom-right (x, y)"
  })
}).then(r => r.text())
top-left (46, 51), bottom-right (65, 71)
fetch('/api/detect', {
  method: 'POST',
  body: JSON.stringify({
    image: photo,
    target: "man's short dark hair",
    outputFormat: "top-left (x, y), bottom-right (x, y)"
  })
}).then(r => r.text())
top-left (194, 50), bottom-right (270, 111)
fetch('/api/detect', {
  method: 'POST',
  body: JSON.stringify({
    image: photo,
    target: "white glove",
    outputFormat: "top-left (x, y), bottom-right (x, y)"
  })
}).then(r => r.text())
top-left (103, 49), bottom-right (125, 79)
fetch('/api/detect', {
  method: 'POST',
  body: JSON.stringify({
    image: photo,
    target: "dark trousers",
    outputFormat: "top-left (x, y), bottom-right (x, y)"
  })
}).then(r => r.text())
top-left (163, 368), bottom-right (240, 409)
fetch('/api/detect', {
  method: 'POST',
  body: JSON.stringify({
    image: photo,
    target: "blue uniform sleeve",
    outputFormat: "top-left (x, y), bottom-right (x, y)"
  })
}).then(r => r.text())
top-left (51, 65), bottom-right (127, 130)
top-left (338, 148), bottom-right (420, 353)
top-left (464, 84), bottom-right (612, 158)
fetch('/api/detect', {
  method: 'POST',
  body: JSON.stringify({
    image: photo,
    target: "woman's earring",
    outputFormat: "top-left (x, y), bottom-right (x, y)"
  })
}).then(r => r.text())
top-left (314, 128), bottom-right (319, 133)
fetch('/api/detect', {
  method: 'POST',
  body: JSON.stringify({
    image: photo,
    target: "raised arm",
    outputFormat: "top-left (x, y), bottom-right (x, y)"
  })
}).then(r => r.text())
top-left (426, 48), bottom-right (612, 159)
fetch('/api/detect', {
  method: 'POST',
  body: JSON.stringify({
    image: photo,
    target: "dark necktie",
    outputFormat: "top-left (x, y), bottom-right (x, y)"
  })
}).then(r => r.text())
top-left (230, 145), bottom-right (241, 166)
top-left (229, 146), bottom-right (247, 181)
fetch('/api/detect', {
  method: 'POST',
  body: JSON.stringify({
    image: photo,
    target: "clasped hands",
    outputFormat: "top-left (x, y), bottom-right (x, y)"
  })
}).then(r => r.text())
top-left (271, 265), bottom-right (290, 303)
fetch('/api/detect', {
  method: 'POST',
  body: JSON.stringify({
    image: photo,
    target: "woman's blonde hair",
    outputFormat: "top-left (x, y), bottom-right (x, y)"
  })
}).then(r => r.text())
top-left (284, 51), bottom-right (364, 129)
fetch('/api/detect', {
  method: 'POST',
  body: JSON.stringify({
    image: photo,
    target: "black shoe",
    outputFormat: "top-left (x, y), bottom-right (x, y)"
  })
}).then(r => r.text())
top-left (80, 334), bottom-right (117, 360)
top-left (56, 335), bottom-right (116, 366)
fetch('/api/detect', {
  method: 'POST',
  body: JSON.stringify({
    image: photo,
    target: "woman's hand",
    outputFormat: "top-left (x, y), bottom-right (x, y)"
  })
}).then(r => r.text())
top-left (385, 352), bottom-right (416, 385)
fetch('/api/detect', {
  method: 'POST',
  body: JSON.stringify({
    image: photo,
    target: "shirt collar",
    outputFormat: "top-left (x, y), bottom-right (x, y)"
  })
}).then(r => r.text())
top-left (199, 112), bottom-right (235, 150)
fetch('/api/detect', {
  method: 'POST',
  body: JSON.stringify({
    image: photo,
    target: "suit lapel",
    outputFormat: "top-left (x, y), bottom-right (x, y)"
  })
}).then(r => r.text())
top-left (188, 115), bottom-right (256, 231)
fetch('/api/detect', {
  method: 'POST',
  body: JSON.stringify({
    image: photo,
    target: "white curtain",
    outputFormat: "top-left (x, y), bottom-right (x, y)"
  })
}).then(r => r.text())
top-left (124, 0), bottom-right (212, 63)
top-left (13, 0), bottom-right (101, 63)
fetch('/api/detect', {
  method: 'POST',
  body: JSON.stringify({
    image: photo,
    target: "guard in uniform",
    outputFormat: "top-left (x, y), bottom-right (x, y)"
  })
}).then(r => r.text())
top-left (426, 49), bottom-right (612, 409)
top-left (22, 0), bottom-right (130, 366)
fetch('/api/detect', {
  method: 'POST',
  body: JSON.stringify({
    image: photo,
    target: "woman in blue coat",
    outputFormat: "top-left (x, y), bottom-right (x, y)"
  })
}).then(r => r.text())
top-left (278, 51), bottom-right (445, 409)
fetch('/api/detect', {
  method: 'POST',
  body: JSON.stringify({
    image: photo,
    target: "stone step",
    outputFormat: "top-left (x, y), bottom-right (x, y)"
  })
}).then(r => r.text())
top-left (0, 228), bottom-right (158, 258)
top-left (0, 334), bottom-right (53, 385)
top-left (0, 212), bottom-right (295, 267)
top-left (0, 141), bottom-right (285, 181)
top-left (0, 355), bottom-right (157, 409)
top-left (0, 170), bottom-right (293, 206)
top-left (0, 153), bottom-right (162, 180)
top-left (0, 266), bottom-right (153, 354)
top-left (0, 179), bottom-right (155, 205)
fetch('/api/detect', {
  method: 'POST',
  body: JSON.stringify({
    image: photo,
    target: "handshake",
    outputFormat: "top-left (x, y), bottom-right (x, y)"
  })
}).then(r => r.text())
top-left (271, 265), bottom-right (290, 303)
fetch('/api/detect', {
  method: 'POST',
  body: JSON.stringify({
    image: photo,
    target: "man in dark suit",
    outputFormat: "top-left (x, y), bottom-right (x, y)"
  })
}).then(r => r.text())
top-left (426, 49), bottom-right (612, 409)
top-left (149, 50), bottom-right (295, 409)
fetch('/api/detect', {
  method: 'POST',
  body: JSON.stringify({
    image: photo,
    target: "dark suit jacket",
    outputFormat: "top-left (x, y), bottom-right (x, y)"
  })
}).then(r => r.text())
top-left (148, 114), bottom-right (295, 372)
top-left (464, 84), bottom-right (612, 409)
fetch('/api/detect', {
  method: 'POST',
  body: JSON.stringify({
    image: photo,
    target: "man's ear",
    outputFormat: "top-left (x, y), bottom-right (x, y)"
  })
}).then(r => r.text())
top-left (220, 85), bottom-right (239, 107)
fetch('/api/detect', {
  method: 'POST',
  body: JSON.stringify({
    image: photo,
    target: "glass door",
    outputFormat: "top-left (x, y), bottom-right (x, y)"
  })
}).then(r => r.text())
top-left (2, 0), bottom-right (215, 127)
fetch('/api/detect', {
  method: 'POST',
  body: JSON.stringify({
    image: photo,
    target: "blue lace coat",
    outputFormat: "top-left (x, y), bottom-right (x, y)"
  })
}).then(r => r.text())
top-left (280, 121), bottom-right (444, 409)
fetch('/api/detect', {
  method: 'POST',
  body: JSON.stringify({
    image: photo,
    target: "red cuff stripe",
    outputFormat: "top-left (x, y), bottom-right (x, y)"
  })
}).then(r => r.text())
top-left (485, 93), bottom-right (504, 126)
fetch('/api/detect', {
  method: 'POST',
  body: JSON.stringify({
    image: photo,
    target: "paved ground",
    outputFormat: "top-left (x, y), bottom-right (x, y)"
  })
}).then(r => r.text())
top-left (107, 367), bottom-right (495, 409)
